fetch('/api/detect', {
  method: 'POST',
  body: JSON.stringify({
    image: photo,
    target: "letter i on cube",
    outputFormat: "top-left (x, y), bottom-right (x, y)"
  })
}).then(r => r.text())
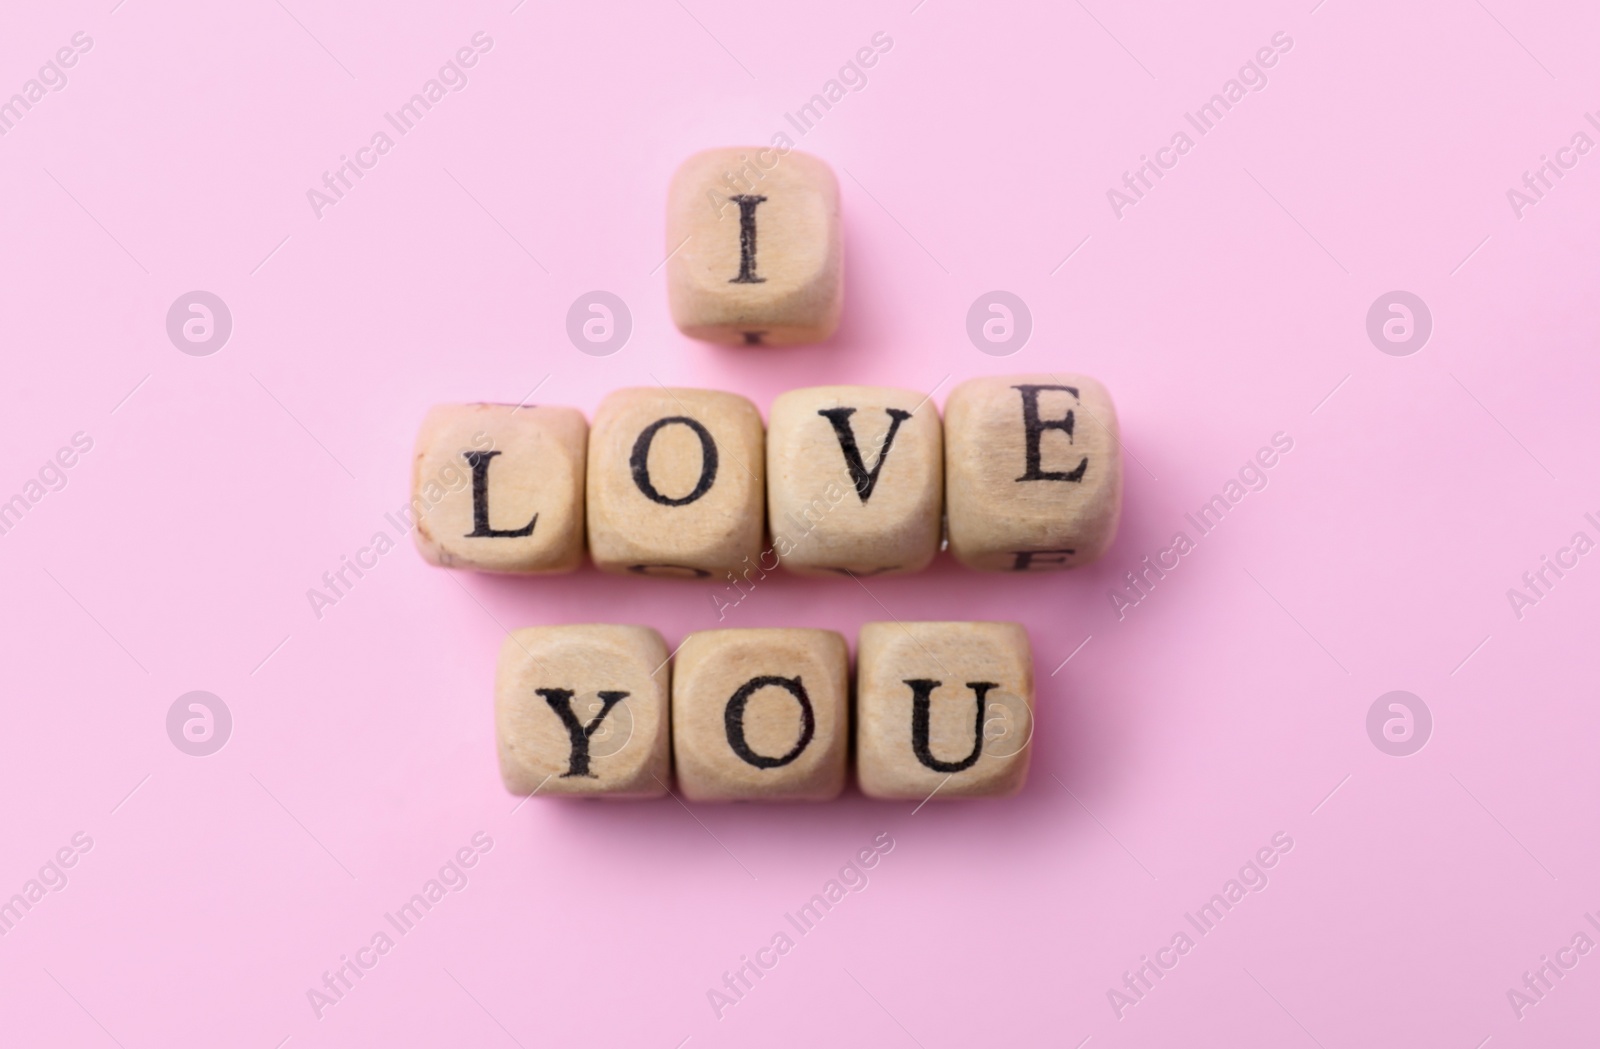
top-left (665, 148), bottom-right (843, 346)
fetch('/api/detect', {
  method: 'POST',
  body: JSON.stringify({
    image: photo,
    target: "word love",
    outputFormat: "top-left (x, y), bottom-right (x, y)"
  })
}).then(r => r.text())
top-left (411, 374), bottom-right (1123, 580)
top-left (494, 621), bottom-right (1035, 802)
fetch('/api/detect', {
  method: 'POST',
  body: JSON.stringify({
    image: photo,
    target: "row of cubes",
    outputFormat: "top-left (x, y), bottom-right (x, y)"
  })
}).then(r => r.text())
top-left (412, 373), bottom-right (1121, 579)
top-left (497, 622), bottom-right (1035, 802)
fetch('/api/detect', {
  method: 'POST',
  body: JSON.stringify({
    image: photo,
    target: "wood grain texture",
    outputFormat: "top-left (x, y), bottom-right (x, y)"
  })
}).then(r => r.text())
top-left (766, 384), bottom-right (942, 577)
top-left (671, 628), bottom-right (849, 802)
top-left (587, 387), bottom-right (766, 578)
top-left (411, 403), bottom-right (586, 574)
top-left (945, 374), bottom-right (1122, 572)
top-left (495, 624), bottom-right (671, 798)
top-left (666, 148), bottom-right (842, 347)
top-left (855, 621), bottom-right (1034, 800)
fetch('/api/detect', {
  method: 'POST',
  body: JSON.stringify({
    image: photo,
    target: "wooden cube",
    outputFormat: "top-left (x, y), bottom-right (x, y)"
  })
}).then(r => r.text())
top-left (411, 403), bottom-right (586, 574)
top-left (665, 148), bottom-right (842, 347)
top-left (672, 628), bottom-right (849, 801)
top-left (587, 387), bottom-right (765, 578)
top-left (495, 624), bottom-right (671, 798)
top-left (856, 621), bottom-right (1034, 800)
top-left (945, 374), bottom-right (1122, 571)
top-left (767, 385), bottom-right (942, 577)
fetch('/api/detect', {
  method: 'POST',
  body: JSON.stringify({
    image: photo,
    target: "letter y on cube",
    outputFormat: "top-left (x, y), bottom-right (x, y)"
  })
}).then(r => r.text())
top-left (495, 625), bottom-right (671, 798)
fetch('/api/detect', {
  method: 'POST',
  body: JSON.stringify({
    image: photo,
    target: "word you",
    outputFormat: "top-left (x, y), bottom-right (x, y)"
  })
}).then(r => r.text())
top-left (0, 32), bottom-right (93, 137)
top-left (708, 31), bottom-right (894, 217)
top-left (1506, 512), bottom-right (1600, 620)
top-left (307, 831), bottom-right (493, 1019)
top-left (1506, 912), bottom-right (1600, 1019)
top-left (1111, 432), bottom-right (1294, 620)
top-left (1108, 31), bottom-right (1293, 219)
top-left (1, 431), bottom-right (94, 538)
top-left (708, 831), bottom-right (894, 1020)
top-left (0, 832), bottom-right (93, 937)
top-left (1506, 114), bottom-right (1600, 220)
top-left (307, 430), bottom-right (491, 619)
top-left (1108, 831), bottom-right (1294, 1019)
top-left (307, 33), bottom-right (494, 219)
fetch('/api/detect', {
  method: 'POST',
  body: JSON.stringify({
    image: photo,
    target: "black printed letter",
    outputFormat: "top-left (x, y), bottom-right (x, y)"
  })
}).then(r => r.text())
top-left (539, 688), bottom-right (628, 778)
top-left (463, 450), bottom-right (538, 537)
top-left (817, 407), bottom-right (911, 503)
top-left (1011, 549), bottom-right (1075, 572)
top-left (728, 195), bottom-right (768, 284)
top-left (1012, 384), bottom-right (1087, 483)
top-left (630, 416), bottom-right (719, 506)
top-left (724, 675), bottom-right (815, 769)
top-left (905, 679), bottom-right (996, 773)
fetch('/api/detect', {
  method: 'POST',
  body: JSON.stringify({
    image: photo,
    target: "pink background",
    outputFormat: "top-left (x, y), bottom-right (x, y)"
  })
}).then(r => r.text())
top-left (2, 0), bottom-right (1598, 1045)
